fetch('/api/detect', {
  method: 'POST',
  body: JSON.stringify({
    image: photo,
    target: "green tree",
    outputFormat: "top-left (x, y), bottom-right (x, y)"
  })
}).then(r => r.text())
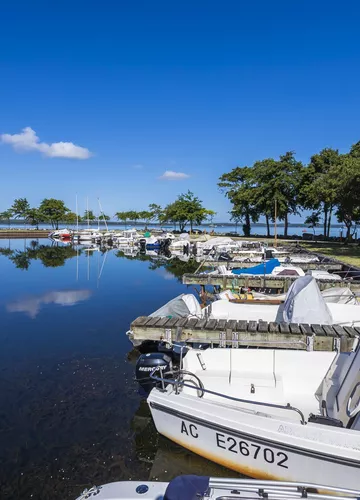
top-left (304, 212), bottom-right (321, 235)
top-left (161, 191), bottom-right (215, 232)
top-left (272, 152), bottom-right (303, 237)
top-left (333, 157), bottom-right (360, 240)
top-left (0, 209), bottom-right (13, 229)
top-left (63, 211), bottom-right (78, 225)
top-left (99, 214), bottom-right (110, 221)
top-left (138, 211), bottom-right (152, 226)
top-left (349, 140), bottom-right (360, 159)
top-left (252, 158), bottom-right (279, 237)
top-left (302, 148), bottom-right (341, 237)
top-left (115, 211), bottom-right (129, 226)
top-left (11, 198), bottom-right (30, 222)
top-left (148, 204), bottom-right (163, 225)
top-left (218, 166), bottom-right (259, 236)
top-left (25, 208), bottom-right (42, 229)
top-left (39, 198), bottom-right (70, 229)
top-left (82, 209), bottom-right (96, 224)
top-left (126, 210), bottom-right (140, 226)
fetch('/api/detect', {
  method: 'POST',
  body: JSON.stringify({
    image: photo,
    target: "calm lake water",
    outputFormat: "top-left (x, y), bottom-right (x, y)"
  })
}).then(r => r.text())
top-left (0, 238), bottom-right (237, 500)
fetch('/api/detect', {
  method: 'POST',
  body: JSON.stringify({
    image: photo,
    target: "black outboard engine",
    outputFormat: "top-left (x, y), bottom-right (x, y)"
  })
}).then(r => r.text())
top-left (218, 252), bottom-right (231, 261)
top-left (265, 249), bottom-right (274, 259)
top-left (139, 238), bottom-right (146, 252)
top-left (136, 352), bottom-right (172, 393)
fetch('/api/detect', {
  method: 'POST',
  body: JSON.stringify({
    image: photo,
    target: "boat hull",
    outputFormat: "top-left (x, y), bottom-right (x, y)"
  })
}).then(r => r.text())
top-left (148, 397), bottom-right (360, 489)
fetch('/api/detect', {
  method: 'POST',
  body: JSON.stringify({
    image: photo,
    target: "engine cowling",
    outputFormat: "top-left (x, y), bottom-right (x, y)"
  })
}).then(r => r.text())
top-left (136, 353), bottom-right (172, 393)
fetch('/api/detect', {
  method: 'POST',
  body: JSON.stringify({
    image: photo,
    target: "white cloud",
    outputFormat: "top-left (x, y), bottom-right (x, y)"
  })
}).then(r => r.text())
top-left (159, 170), bottom-right (190, 180)
top-left (132, 164), bottom-right (144, 169)
top-left (1, 126), bottom-right (92, 160)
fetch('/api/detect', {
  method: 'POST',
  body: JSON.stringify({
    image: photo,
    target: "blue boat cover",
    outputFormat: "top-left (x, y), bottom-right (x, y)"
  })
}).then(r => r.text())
top-left (232, 258), bottom-right (280, 275)
top-left (164, 475), bottom-right (210, 500)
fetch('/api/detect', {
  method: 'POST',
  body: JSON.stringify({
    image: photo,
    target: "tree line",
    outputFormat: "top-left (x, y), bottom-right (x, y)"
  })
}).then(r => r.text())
top-left (0, 198), bottom-right (112, 230)
top-left (2, 140), bottom-right (359, 239)
top-left (219, 141), bottom-right (360, 240)
top-left (115, 192), bottom-right (215, 232)
top-left (0, 191), bottom-right (215, 232)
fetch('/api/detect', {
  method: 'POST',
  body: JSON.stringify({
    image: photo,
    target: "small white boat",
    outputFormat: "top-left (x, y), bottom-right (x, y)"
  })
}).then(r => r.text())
top-left (115, 229), bottom-right (140, 245)
top-left (49, 228), bottom-right (72, 239)
top-left (75, 476), bottom-right (360, 499)
top-left (73, 229), bottom-right (102, 241)
top-left (145, 337), bottom-right (360, 489)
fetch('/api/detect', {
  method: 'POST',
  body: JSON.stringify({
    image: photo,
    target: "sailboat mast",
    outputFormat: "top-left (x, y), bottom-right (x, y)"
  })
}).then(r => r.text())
top-left (98, 198), bottom-right (109, 232)
top-left (87, 196), bottom-right (89, 229)
top-left (76, 194), bottom-right (79, 233)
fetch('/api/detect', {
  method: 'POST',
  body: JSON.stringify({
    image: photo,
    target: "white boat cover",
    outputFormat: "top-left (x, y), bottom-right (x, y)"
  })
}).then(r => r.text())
top-left (282, 276), bottom-right (333, 325)
top-left (201, 237), bottom-right (234, 250)
top-left (307, 270), bottom-right (342, 281)
top-left (150, 294), bottom-right (202, 318)
top-left (321, 287), bottom-right (358, 305)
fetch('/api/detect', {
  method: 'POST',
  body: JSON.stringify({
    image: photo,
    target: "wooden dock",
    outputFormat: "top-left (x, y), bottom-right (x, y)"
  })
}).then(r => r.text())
top-left (129, 316), bottom-right (358, 352)
top-left (182, 273), bottom-right (360, 292)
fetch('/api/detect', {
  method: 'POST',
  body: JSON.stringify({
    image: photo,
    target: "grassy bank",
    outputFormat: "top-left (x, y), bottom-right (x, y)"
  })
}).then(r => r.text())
top-left (301, 243), bottom-right (360, 267)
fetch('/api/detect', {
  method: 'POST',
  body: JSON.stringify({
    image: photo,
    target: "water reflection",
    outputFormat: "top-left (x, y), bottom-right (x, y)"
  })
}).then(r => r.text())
top-left (7, 289), bottom-right (92, 318)
top-left (0, 240), bottom-right (80, 270)
top-left (0, 240), bottom-right (200, 279)
top-left (0, 238), bottom-right (228, 499)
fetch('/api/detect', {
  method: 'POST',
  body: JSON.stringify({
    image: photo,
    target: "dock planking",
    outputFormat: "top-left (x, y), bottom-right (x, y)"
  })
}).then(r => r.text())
top-left (182, 273), bottom-right (360, 292)
top-left (129, 316), bottom-right (358, 352)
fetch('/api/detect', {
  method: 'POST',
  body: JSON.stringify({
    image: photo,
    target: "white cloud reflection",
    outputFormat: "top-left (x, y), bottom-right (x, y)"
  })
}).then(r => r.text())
top-left (7, 289), bottom-right (92, 319)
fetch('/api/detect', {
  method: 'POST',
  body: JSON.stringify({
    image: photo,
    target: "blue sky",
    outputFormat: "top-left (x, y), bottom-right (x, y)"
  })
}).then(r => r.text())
top-left (1, 0), bottom-right (359, 222)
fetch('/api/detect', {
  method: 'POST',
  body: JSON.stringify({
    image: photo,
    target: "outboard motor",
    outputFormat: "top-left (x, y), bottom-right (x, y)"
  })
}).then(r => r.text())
top-left (218, 252), bottom-right (231, 261)
top-left (139, 238), bottom-right (146, 252)
top-left (136, 352), bottom-right (172, 393)
top-left (265, 249), bottom-right (274, 259)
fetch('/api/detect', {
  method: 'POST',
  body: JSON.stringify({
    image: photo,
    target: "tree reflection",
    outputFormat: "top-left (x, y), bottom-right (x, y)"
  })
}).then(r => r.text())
top-left (115, 249), bottom-right (199, 281)
top-left (0, 241), bottom-right (81, 270)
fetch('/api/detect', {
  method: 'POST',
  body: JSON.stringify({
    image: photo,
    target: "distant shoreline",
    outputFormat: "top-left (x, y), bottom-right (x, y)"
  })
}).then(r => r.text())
top-left (0, 220), bottom-right (345, 228)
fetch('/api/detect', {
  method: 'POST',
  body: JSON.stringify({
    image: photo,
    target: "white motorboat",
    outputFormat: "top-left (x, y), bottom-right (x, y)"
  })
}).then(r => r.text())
top-left (75, 475), bottom-right (360, 499)
top-left (204, 277), bottom-right (360, 325)
top-left (73, 229), bottom-right (102, 241)
top-left (144, 338), bottom-right (360, 489)
top-left (49, 228), bottom-right (72, 239)
top-left (149, 277), bottom-right (360, 327)
top-left (115, 229), bottom-right (140, 246)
